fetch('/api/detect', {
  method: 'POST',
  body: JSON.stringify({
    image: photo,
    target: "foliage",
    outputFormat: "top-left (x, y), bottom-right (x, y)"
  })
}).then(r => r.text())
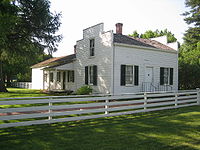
top-left (0, 0), bottom-right (62, 92)
top-left (76, 85), bottom-right (93, 95)
top-left (0, 88), bottom-right (49, 98)
top-left (129, 29), bottom-right (177, 43)
top-left (0, 106), bottom-right (200, 149)
top-left (179, 0), bottom-right (200, 89)
top-left (182, 0), bottom-right (200, 48)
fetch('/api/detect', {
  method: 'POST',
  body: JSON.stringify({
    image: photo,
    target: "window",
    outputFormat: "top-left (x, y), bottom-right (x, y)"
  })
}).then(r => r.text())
top-left (89, 66), bottom-right (94, 84)
top-left (67, 70), bottom-right (74, 82)
top-left (90, 39), bottom-right (95, 56)
top-left (125, 65), bottom-right (133, 85)
top-left (44, 73), bottom-right (47, 82)
top-left (85, 65), bottom-right (97, 85)
top-left (121, 65), bottom-right (139, 86)
top-left (160, 67), bottom-right (173, 85)
top-left (57, 72), bottom-right (61, 82)
top-left (50, 72), bottom-right (53, 82)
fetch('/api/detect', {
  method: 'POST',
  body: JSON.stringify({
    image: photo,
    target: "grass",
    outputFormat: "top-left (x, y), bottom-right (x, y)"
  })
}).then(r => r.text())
top-left (0, 106), bottom-right (200, 150)
top-left (0, 88), bottom-right (49, 98)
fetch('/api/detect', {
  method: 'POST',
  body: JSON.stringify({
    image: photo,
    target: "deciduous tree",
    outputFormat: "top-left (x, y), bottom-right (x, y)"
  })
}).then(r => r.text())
top-left (0, 0), bottom-right (62, 92)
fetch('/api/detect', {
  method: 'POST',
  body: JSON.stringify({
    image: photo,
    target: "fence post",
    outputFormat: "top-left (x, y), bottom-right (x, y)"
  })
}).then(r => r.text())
top-left (48, 98), bottom-right (52, 120)
top-left (105, 99), bottom-right (109, 114)
top-left (144, 92), bottom-right (147, 110)
top-left (197, 88), bottom-right (200, 105)
top-left (175, 92), bottom-right (178, 108)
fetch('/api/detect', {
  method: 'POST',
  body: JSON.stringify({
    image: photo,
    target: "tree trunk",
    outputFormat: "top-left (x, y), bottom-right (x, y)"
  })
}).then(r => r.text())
top-left (0, 60), bottom-right (8, 92)
top-left (6, 74), bottom-right (12, 87)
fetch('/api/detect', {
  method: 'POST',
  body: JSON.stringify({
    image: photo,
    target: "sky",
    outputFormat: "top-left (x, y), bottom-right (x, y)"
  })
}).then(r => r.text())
top-left (50, 0), bottom-right (188, 57)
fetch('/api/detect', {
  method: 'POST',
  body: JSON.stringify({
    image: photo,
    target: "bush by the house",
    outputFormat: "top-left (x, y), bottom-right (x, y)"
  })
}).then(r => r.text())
top-left (76, 86), bottom-right (92, 95)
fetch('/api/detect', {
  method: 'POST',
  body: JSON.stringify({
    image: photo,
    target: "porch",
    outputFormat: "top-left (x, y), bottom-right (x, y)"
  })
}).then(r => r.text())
top-left (142, 82), bottom-right (173, 92)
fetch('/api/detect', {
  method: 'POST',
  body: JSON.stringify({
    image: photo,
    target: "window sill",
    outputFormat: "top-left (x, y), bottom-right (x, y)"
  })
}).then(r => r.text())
top-left (88, 56), bottom-right (95, 59)
top-left (125, 84), bottom-right (134, 87)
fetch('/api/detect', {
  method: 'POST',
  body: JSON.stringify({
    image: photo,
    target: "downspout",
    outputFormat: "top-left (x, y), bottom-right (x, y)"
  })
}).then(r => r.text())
top-left (112, 45), bottom-right (115, 95)
top-left (111, 31), bottom-right (115, 95)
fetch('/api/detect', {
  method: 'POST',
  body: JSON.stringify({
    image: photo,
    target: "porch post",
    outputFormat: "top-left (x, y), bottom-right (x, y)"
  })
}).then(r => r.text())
top-left (144, 92), bottom-right (147, 110)
top-left (54, 70), bottom-right (57, 89)
top-left (197, 88), bottom-right (200, 105)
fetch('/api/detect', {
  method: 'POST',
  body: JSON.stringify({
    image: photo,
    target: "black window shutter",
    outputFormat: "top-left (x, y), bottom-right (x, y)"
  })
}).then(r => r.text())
top-left (121, 65), bottom-right (126, 86)
top-left (134, 66), bottom-right (139, 86)
top-left (160, 67), bottom-right (164, 85)
top-left (85, 66), bottom-right (88, 85)
top-left (72, 71), bottom-right (75, 82)
top-left (93, 65), bottom-right (97, 86)
top-left (170, 68), bottom-right (173, 85)
top-left (67, 71), bottom-right (69, 82)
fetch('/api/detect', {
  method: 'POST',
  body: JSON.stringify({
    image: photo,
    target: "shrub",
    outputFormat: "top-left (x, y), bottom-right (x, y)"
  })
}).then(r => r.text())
top-left (76, 85), bottom-right (92, 95)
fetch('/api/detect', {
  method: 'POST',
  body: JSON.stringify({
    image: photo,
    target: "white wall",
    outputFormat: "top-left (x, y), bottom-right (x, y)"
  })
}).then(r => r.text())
top-left (113, 44), bottom-right (178, 95)
top-left (32, 68), bottom-right (44, 89)
top-left (75, 23), bottom-right (113, 94)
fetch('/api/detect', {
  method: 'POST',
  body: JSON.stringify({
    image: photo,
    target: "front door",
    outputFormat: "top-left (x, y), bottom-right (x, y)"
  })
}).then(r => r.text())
top-left (144, 67), bottom-right (153, 91)
top-left (145, 67), bottom-right (153, 83)
top-left (62, 71), bottom-right (66, 90)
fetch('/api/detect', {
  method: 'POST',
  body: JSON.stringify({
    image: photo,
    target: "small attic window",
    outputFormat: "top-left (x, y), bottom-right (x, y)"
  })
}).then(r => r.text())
top-left (90, 39), bottom-right (95, 56)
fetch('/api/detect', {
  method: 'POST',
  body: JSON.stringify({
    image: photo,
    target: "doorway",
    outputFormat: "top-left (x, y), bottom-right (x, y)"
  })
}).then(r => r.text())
top-left (144, 67), bottom-right (154, 92)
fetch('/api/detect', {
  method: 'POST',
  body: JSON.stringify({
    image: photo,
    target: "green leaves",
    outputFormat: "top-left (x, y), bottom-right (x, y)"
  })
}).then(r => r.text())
top-left (178, 0), bottom-right (200, 90)
top-left (129, 29), bottom-right (177, 43)
top-left (0, 0), bottom-right (62, 91)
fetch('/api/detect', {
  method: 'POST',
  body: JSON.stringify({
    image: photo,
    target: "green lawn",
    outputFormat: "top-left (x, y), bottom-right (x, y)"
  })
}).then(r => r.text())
top-left (0, 88), bottom-right (49, 98)
top-left (0, 106), bottom-right (200, 150)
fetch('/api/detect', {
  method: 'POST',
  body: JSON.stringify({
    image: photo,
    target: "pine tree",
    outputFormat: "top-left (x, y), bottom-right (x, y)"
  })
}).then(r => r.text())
top-left (179, 0), bottom-right (200, 89)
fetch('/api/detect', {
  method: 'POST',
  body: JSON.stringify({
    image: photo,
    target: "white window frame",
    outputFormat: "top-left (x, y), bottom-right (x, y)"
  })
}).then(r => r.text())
top-left (125, 65), bottom-right (133, 86)
top-left (89, 39), bottom-right (95, 57)
top-left (49, 72), bottom-right (54, 83)
top-left (44, 73), bottom-right (47, 82)
top-left (57, 72), bottom-right (61, 82)
top-left (89, 66), bottom-right (94, 85)
top-left (163, 68), bottom-right (170, 85)
top-left (68, 70), bottom-right (74, 83)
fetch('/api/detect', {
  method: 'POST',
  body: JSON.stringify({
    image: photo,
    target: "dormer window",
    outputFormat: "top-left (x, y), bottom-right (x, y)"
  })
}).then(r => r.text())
top-left (90, 39), bottom-right (95, 56)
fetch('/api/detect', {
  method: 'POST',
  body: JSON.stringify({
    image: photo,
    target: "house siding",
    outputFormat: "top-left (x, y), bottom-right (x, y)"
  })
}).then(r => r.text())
top-left (31, 23), bottom-right (178, 95)
top-left (113, 44), bottom-right (178, 94)
top-left (75, 23), bottom-right (113, 94)
top-left (32, 68), bottom-right (44, 89)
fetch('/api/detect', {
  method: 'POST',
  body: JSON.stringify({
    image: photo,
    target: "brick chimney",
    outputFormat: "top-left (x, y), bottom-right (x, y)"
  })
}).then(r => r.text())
top-left (116, 23), bottom-right (123, 34)
top-left (74, 45), bottom-right (77, 54)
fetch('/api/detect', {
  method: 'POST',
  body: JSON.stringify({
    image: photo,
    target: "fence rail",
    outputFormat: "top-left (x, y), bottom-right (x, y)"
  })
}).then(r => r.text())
top-left (0, 89), bottom-right (199, 128)
top-left (11, 82), bottom-right (32, 89)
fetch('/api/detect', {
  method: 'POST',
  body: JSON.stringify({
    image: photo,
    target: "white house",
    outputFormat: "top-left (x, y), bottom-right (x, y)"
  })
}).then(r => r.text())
top-left (31, 23), bottom-right (178, 95)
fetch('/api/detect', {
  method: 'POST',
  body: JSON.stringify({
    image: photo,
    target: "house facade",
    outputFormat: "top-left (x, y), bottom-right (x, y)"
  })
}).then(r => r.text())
top-left (31, 23), bottom-right (178, 95)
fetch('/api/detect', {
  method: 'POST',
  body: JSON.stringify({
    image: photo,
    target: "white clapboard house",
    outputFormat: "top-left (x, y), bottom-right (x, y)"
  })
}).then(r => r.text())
top-left (31, 23), bottom-right (178, 94)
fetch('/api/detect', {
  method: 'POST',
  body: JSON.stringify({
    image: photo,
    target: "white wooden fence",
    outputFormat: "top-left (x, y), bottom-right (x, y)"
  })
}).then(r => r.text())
top-left (11, 82), bottom-right (32, 89)
top-left (0, 89), bottom-right (199, 128)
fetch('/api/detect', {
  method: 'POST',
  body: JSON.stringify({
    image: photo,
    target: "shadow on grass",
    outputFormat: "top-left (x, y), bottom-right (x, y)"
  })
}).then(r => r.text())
top-left (0, 106), bottom-right (200, 150)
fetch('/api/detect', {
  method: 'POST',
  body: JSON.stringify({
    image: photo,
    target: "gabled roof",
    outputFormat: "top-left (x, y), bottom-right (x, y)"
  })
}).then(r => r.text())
top-left (31, 54), bottom-right (76, 69)
top-left (114, 34), bottom-right (174, 50)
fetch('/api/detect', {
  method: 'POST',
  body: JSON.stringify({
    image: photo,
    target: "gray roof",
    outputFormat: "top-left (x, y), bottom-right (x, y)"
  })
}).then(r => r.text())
top-left (114, 34), bottom-right (156, 48)
top-left (31, 54), bottom-right (76, 69)
top-left (114, 34), bottom-right (174, 50)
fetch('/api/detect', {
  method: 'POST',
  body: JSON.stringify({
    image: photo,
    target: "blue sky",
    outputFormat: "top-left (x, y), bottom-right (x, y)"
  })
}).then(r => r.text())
top-left (50, 0), bottom-right (188, 57)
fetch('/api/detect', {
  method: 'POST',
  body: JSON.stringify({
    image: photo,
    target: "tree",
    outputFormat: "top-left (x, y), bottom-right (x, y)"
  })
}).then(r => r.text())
top-left (179, 0), bottom-right (200, 89)
top-left (182, 0), bottom-right (200, 48)
top-left (0, 0), bottom-right (62, 92)
top-left (129, 29), bottom-right (177, 43)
